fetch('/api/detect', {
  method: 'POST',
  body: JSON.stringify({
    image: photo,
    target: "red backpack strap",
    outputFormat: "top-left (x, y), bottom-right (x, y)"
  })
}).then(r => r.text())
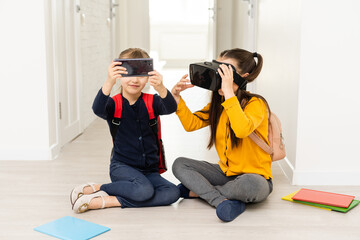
top-left (110, 94), bottom-right (123, 143)
top-left (112, 94), bottom-right (123, 119)
top-left (142, 93), bottom-right (167, 173)
top-left (142, 93), bottom-right (155, 119)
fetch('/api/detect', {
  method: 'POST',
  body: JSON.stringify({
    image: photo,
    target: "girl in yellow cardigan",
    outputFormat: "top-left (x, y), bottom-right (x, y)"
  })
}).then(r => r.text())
top-left (171, 48), bottom-right (273, 222)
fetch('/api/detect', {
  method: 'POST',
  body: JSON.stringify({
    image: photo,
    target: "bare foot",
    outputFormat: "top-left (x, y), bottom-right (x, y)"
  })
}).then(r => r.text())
top-left (189, 191), bottom-right (199, 198)
top-left (89, 196), bottom-right (121, 209)
top-left (83, 184), bottom-right (101, 194)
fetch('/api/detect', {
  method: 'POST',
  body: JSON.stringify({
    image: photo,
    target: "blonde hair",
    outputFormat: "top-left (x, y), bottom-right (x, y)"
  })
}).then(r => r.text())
top-left (119, 48), bottom-right (150, 59)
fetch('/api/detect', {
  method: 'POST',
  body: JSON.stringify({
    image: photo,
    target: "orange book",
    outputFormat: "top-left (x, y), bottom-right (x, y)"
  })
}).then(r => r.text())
top-left (291, 188), bottom-right (355, 208)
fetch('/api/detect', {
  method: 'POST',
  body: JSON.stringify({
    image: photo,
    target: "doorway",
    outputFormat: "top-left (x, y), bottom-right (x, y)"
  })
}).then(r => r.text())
top-left (149, 0), bottom-right (216, 69)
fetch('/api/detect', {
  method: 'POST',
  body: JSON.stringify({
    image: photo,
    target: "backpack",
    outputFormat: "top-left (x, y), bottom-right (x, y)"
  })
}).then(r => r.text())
top-left (248, 111), bottom-right (286, 162)
top-left (110, 93), bottom-right (167, 173)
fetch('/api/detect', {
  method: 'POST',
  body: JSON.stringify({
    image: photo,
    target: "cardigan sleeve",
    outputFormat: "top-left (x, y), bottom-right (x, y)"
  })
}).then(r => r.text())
top-left (92, 88), bottom-right (115, 120)
top-left (176, 97), bottom-right (210, 131)
top-left (152, 89), bottom-right (178, 116)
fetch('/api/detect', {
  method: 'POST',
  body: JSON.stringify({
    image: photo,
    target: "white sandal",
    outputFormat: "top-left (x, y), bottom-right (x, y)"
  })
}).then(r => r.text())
top-left (70, 183), bottom-right (97, 207)
top-left (73, 190), bottom-right (109, 213)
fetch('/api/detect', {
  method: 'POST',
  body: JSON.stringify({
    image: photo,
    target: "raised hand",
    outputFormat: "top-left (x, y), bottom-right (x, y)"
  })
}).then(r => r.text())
top-left (102, 61), bottom-right (128, 95)
top-left (171, 74), bottom-right (194, 104)
top-left (148, 70), bottom-right (167, 98)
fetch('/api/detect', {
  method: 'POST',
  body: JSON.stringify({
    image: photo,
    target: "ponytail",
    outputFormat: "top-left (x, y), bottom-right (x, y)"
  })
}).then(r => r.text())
top-left (246, 52), bottom-right (263, 82)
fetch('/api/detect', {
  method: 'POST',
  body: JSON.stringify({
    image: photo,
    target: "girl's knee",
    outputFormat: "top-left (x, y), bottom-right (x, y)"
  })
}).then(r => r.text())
top-left (131, 183), bottom-right (155, 202)
top-left (172, 157), bottom-right (188, 176)
top-left (235, 174), bottom-right (270, 203)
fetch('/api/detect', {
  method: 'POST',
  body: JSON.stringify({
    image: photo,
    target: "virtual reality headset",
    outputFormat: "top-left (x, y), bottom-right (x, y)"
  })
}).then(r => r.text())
top-left (189, 60), bottom-right (247, 91)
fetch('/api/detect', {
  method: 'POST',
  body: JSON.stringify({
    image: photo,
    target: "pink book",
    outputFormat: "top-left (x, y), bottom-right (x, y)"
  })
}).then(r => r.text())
top-left (291, 188), bottom-right (355, 208)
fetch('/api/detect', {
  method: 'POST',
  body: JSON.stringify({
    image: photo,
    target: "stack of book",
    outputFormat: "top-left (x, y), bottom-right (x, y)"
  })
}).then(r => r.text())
top-left (282, 188), bottom-right (360, 213)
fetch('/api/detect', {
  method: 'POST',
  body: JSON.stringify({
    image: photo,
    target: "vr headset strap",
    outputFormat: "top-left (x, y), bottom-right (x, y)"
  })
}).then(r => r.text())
top-left (233, 74), bottom-right (247, 90)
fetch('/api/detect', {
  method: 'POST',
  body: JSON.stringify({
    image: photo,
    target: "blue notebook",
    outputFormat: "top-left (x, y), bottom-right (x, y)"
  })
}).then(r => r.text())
top-left (34, 216), bottom-right (110, 240)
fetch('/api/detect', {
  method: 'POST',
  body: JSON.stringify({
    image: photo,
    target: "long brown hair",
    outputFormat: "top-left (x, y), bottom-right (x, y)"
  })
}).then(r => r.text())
top-left (195, 48), bottom-right (270, 149)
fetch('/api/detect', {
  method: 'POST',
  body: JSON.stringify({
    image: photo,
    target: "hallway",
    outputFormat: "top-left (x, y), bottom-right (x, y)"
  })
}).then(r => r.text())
top-left (1, 1), bottom-right (360, 239)
top-left (0, 118), bottom-right (359, 239)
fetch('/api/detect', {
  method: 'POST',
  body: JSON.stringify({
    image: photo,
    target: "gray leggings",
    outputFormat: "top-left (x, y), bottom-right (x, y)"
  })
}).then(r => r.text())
top-left (172, 157), bottom-right (273, 207)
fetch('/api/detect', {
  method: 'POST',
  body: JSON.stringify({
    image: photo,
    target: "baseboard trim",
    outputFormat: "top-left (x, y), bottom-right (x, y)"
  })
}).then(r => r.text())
top-left (0, 146), bottom-right (53, 160)
top-left (276, 157), bottom-right (360, 185)
top-left (277, 157), bottom-right (294, 183)
top-left (49, 142), bottom-right (60, 160)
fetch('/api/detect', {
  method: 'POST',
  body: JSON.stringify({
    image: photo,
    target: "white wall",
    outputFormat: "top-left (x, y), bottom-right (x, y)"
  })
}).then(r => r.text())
top-left (294, 0), bottom-right (360, 185)
top-left (0, 0), bottom-right (112, 160)
top-left (115, 0), bottom-right (150, 55)
top-left (257, 0), bottom-right (301, 180)
top-left (79, 0), bottom-right (112, 131)
top-left (0, 1), bottom-right (51, 160)
top-left (231, 1), bottom-right (253, 51)
top-left (216, 0), bottom-right (252, 55)
top-left (223, 1), bottom-right (258, 93)
top-left (216, 0), bottom-right (234, 55)
top-left (257, 0), bottom-right (360, 185)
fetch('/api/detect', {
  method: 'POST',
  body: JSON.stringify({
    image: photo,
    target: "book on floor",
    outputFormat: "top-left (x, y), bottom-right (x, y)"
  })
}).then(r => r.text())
top-left (282, 190), bottom-right (331, 211)
top-left (291, 188), bottom-right (355, 208)
top-left (293, 198), bottom-right (360, 213)
top-left (282, 190), bottom-right (359, 213)
top-left (34, 216), bottom-right (110, 240)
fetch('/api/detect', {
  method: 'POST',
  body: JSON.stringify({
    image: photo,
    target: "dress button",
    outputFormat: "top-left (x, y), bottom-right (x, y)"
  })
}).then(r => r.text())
top-left (139, 136), bottom-right (142, 141)
top-left (142, 153), bottom-right (146, 157)
top-left (136, 119), bottom-right (139, 122)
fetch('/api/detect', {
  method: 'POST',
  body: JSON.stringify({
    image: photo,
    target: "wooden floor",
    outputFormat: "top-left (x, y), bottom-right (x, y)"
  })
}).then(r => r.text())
top-left (1, 119), bottom-right (360, 240)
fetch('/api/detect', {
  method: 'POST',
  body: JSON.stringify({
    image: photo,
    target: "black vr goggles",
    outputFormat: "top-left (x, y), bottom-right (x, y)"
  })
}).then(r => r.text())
top-left (189, 60), bottom-right (247, 91)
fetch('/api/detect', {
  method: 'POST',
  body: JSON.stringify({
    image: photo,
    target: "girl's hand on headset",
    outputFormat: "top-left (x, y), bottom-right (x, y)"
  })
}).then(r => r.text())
top-left (218, 64), bottom-right (235, 100)
top-left (171, 74), bottom-right (194, 104)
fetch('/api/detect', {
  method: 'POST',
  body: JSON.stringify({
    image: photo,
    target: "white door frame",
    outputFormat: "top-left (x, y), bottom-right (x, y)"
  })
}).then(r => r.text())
top-left (245, 0), bottom-right (258, 52)
top-left (74, 0), bottom-right (83, 133)
top-left (214, 0), bottom-right (258, 91)
top-left (245, 0), bottom-right (258, 92)
top-left (208, 0), bottom-right (217, 60)
top-left (61, 0), bottom-right (81, 146)
top-left (48, 0), bottom-right (82, 156)
top-left (238, 0), bottom-right (258, 92)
